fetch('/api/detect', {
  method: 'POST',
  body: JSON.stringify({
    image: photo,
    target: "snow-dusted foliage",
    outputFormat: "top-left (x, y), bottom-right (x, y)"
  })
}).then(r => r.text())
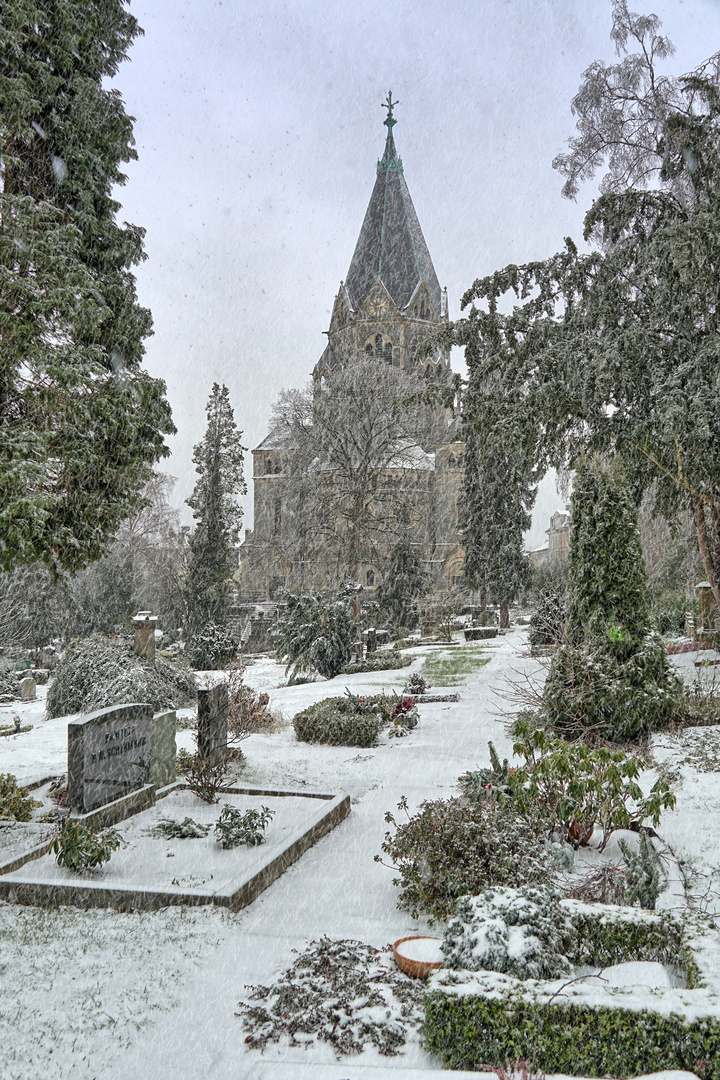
top-left (46, 635), bottom-right (196, 718)
top-left (442, 885), bottom-right (574, 980)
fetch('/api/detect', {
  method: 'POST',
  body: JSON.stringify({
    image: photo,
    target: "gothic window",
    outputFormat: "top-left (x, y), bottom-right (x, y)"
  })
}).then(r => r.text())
top-left (365, 343), bottom-right (373, 356)
top-left (424, 364), bottom-right (433, 380)
top-left (384, 341), bottom-right (392, 364)
top-left (448, 453), bottom-right (456, 468)
top-left (366, 569), bottom-right (375, 587)
top-left (457, 454), bottom-right (464, 469)
top-left (274, 499), bottom-right (281, 535)
top-left (375, 333), bottom-right (383, 358)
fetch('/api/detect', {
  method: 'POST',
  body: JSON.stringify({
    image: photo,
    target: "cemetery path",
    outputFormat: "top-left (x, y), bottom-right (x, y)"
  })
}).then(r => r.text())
top-left (100, 632), bottom-right (532, 1080)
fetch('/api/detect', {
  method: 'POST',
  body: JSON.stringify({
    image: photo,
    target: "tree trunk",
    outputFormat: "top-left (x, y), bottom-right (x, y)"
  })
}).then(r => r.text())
top-left (499, 602), bottom-right (509, 629)
top-left (692, 497), bottom-right (720, 615)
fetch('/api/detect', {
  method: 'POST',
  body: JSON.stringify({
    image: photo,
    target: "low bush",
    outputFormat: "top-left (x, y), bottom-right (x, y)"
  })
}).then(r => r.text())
top-left (50, 819), bottom-right (123, 871)
top-left (376, 794), bottom-right (553, 921)
top-left (151, 817), bottom-right (210, 839)
top-left (508, 719), bottom-right (676, 850)
top-left (0, 773), bottom-right (41, 821)
top-left (528, 590), bottom-right (565, 649)
top-left (403, 672), bottom-right (429, 695)
top-left (342, 651), bottom-right (411, 674)
top-left (214, 804), bottom-right (275, 847)
top-left (178, 748), bottom-right (233, 803)
top-left (442, 886), bottom-right (574, 980)
top-left (46, 635), bottom-right (196, 718)
top-left (464, 627), bottom-right (498, 641)
top-left (293, 696), bottom-right (380, 747)
top-left (187, 624), bottom-right (237, 670)
top-left (227, 667), bottom-right (279, 743)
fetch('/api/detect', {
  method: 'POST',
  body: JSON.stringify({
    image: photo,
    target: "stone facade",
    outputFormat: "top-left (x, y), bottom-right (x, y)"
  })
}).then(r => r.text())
top-left (240, 99), bottom-right (465, 601)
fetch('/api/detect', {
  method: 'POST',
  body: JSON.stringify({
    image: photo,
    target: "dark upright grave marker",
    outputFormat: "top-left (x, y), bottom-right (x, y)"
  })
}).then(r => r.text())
top-left (197, 679), bottom-right (228, 760)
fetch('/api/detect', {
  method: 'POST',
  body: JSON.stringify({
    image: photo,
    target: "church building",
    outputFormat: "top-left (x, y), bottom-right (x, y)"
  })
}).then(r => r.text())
top-left (239, 95), bottom-right (466, 601)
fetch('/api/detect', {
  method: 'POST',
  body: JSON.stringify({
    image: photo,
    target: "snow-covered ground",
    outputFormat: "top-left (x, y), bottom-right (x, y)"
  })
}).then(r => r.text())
top-left (0, 632), bottom-right (718, 1079)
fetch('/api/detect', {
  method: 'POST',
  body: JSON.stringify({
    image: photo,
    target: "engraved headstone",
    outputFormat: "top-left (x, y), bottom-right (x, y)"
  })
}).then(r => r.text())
top-left (365, 627), bottom-right (377, 655)
top-left (197, 679), bottom-right (228, 760)
top-left (19, 676), bottom-right (36, 701)
top-left (68, 703), bottom-right (154, 813)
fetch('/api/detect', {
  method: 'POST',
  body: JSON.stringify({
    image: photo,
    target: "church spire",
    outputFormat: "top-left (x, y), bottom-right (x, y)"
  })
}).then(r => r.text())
top-left (343, 94), bottom-right (441, 314)
top-left (378, 90), bottom-right (403, 174)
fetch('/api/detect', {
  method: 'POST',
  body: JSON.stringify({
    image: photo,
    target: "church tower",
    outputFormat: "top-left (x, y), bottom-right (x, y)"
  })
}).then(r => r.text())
top-left (240, 95), bottom-right (464, 604)
top-left (314, 92), bottom-right (450, 389)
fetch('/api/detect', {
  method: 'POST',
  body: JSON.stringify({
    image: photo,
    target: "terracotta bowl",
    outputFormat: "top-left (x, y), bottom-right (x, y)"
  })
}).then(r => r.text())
top-left (392, 935), bottom-right (444, 978)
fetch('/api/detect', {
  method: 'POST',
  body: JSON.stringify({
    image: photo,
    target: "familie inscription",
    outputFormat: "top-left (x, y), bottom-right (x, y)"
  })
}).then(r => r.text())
top-left (68, 703), bottom-right (154, 813)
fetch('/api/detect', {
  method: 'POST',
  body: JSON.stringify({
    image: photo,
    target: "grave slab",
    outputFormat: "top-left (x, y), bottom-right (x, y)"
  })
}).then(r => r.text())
top-left (0, 785), bottom-right (350, 912)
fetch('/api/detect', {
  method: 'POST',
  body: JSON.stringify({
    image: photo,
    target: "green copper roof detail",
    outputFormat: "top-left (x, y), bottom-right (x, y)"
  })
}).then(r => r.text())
top-left (378, 90), bottom-right (403, 174)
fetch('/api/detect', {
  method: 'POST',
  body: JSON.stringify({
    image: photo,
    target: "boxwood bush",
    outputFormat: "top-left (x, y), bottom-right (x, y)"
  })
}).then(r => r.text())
top-left (293, 696), bottom-right (381, 747)
top-left (424, 902), bottom-right (717, 1076)
top-left (342, 652), bottom-right (411, 674)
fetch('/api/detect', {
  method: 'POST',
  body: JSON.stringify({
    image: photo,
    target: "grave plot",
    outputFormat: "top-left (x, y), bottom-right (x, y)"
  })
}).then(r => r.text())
top-left (0, 785), bottom-right (349, 911)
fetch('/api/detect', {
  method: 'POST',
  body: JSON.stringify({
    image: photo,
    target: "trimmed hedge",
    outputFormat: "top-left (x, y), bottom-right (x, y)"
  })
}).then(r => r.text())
top-left (342, 652), bottom-right (411, 674)
top-left (293, 697), bottom-right (381, 747)
top-left (424, 902), bottom-right (720, 1077)
top-left (464, 628), bottom-right (498, 641)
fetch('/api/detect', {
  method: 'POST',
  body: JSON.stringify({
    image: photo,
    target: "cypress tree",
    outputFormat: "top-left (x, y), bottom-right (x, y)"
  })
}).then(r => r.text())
top-left (185, 384), bottom-right (246, 636)
top-left (461, 434), bottom-right (532, 627)
top-left (544, 456), bottom-right (681, 742)
top-left (377, 541), bottom-right (427, 630)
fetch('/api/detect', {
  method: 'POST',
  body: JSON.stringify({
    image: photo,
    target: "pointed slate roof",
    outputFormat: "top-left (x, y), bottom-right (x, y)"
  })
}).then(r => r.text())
top-left (344, 96), bottom-right (442, 315)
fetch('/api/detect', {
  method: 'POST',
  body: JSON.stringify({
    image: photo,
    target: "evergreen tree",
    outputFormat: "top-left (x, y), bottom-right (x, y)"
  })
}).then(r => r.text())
top-left (543, 457), bottom-right (681, 742)
top-left (435, 4), bottom-right (720, 617)
top-left (376, 541), bottom-right (427, 629)
top-left (185, 384), bottom-right (246, 636)
top-left (461, 434), bottom-right (532, 628)
top-left (0, 1), bottom-right (175, 573)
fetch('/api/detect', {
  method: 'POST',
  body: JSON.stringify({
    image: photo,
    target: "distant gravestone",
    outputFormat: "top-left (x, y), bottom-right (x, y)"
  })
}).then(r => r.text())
top-left (197, 679), bottom-right (228, 760)
top-left (133, 612), bottom-right (158, 664)
top-left (19, 676), bottom-right (36, 702)
top-left (365, 628), bottom-right (377, 655)
top-left (68, 703), bottom-right (154, 813)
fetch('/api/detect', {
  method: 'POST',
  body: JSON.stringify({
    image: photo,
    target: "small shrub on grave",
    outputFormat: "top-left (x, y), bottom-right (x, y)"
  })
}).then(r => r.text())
top-left (459, 741), bottom-right (514, 802)
top-left (508, 717), bottom-right (676, 850)
top-left (442, 885), bottom-right (575, 980)
top-left (464, 627), bottom-right (498, 641)
top-left (187, 624), bottom-right (237, 671)
top-left (292, 696), bottom-right (380, 747)
top-left (403, 672), bottom-right (429, 695)
top-left (151, 816), bottom-right (211, 839)
top-left (376, 794), bottom-right (553, 922)
top-left (0, 773), bottom-right (41, 821)
top-left (178, 748), bottom-right (232, 803)
top-left (50, 818), bottom-right (123, 871)
top-left (342, 651), bottom-right (411, 674)
top-left (214, 804), bottom-right (275, 848)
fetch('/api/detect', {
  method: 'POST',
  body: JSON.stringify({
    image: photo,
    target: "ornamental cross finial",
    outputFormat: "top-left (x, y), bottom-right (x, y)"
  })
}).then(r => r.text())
top-left (382, 90), bottom-right (399, 131)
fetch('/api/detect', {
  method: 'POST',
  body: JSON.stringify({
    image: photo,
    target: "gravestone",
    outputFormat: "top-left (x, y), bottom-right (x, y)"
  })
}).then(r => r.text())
top-left (68, 703), bottom-right (154, 813)
top-left (364, 627), bottom-right (377, 655)
top-left (19, 676), bottom-right (36, 702)
top-left (149, 710), bottom-right (177, 789)
top-left (197, 679), bottom-right (228, 760)
top-left (133, 612), bottom-right (158, 664)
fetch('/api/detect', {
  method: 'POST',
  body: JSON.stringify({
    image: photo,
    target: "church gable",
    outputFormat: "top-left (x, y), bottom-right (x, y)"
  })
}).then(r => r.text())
top-left (357, 277), bottom-right (399, 324)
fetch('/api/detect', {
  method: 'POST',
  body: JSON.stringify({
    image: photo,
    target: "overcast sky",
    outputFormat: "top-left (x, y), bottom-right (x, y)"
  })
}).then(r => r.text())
top-left (111, 0), bottom-right (720, 548)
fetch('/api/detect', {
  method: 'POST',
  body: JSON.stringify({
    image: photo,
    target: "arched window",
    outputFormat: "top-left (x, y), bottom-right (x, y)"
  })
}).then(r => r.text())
top-left (365, 343), bottom-right (373, 356)
top-left (366, 569), bottom-right (375, 587)
top-left (273, 500), bottom-right (281, 535)
top-left (384, 341), bottom-right (392, 364)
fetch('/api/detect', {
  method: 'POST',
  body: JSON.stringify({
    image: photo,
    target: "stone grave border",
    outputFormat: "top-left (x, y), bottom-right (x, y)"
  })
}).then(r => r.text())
top-left (0, 782), bottom-right (350, 912)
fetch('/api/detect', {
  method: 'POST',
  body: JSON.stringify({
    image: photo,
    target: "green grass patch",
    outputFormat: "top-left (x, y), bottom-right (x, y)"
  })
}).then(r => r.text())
top-left (420, 647), bottom-right (490, 686)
